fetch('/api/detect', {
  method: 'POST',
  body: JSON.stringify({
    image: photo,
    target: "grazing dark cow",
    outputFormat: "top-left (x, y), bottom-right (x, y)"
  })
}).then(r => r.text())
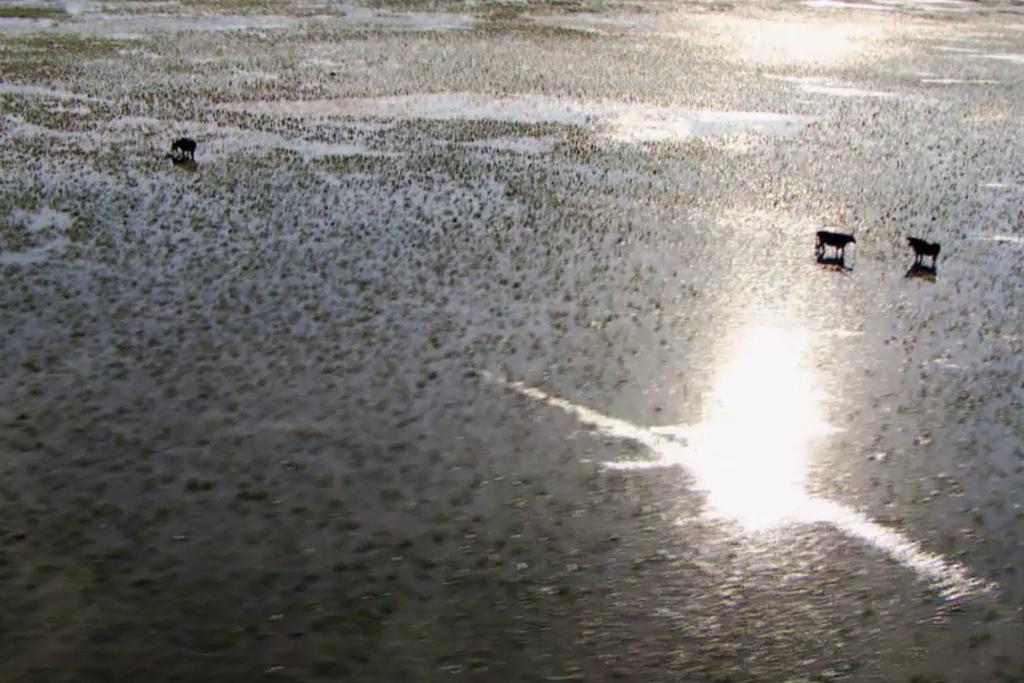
top-left (815, 230), bottom-right (856, 262)
top-left (907, 236), bottom-right (940, 267)
top-left (169, 137), bottom-right (197, 162)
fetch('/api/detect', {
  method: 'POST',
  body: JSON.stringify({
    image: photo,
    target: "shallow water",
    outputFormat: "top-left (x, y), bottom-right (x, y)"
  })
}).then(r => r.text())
top-left (224, 93), bottom-right (816, 143)
top-left (3, 1), bottom-right (1024, 681)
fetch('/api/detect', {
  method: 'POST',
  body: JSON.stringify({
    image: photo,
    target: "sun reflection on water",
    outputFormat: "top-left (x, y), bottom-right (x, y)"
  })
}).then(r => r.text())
top-left (485, 319), bottom-right (993, 601)
top-left (681, 15), bottom-right (892, 67)
top-left (684, 324), bottom-right (835, 531)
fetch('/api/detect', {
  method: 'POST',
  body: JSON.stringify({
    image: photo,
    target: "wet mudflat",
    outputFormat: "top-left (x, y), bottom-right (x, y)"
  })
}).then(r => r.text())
top-left (2, 0), bottom-right (1024, 681)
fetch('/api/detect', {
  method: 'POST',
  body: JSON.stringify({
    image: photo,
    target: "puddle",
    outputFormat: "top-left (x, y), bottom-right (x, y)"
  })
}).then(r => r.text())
top-left (464, 136), bottom-right (557, 155)
top-left (1, 5), bottom-right (476, 37)
top-left (978, 234), bottom-right (1024, 245)
top-left (0, 82), bottom-right (109, 103)
top-left (806, 0), bottom-right (969, 12)
top-left (694, 15), bottom-right (897, 66)
top-left (934, 45), bottom-right (982, 54)
top-left (226, 70), bottom-right (280, 82)
top-left (766, 75), bottom-right (896, 99)
top-left (922, 77), bottom-right (999, 84)
top-left (223, 93), bottom-right (815, 144)
top-left (45, 103), bottom-right (93, 115)
top-left (0, 238), bottom-right (68, 266)
top-left (977, 53), bottom-right (1024, 65)
top-left (9, 207), bottom-right (74, 233)
top-left (0, 12), bottom-right (300, 37)
top-left (799, 83), bottom-right (896, 98)
top-left (525, 12), bottom-right (656, 34)
top-left (0, 17), bottom-right (58, 31)
top-left (327, 3), bottom-right (477, 31)
top-left (3, 115), bottom-right (93, 144)
top-left (110, 116), bottom-right (383, 160)
top-left (804, 0), bottom-right (895, 11)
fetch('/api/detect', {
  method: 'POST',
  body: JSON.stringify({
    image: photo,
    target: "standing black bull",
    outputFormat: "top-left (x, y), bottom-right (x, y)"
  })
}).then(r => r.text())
top-left (168, 137), bottom-right (197, 162)
top-left (907, 236), bottom-right (940, 267)
top-left (815, 230), bottom-right (856, 262)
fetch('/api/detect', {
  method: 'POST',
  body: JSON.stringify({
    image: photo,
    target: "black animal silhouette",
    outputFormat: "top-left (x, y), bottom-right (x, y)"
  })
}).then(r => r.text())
top-left (815, 230), bottom-right (856, 261)
top-left (907, 236), bottom-right (940, 267)
top-left (169, 137), bottom-right (196, 162)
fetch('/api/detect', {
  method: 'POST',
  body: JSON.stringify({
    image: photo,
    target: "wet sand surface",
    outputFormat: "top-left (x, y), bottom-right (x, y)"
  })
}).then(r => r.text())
top-left (3, 0), bottom-right (1024, 680)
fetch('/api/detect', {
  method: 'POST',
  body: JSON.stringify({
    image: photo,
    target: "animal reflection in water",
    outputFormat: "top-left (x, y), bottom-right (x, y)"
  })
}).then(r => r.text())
top-left (482, 325), bottom-right (990, 602)
top-left (906, 262), bottom-right (937, 280)
top-left (815, 230), bottom-right (855, 269)
top-left (906, 237), bottom-right (940, 279)
top-left (166, 137), bottom-right (198, 171)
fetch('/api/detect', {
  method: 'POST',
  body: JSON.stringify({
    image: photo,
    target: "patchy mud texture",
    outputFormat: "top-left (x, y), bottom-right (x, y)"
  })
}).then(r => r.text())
top-left (3, 1), bottom-right (1024, 682)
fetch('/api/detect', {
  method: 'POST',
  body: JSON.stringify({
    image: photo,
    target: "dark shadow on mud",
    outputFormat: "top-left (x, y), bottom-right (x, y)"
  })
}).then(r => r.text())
top-left (905, 262), bottom-right (937, 281)
top-left (169, 158), bottom-right (198, 173)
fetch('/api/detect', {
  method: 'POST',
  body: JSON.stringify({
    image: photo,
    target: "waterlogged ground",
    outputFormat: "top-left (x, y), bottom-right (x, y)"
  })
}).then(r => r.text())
top-left (3, 0), bottom-right (1024, 681)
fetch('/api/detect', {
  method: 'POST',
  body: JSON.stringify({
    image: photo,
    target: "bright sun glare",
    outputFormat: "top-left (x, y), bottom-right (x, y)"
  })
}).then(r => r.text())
top-left (686, 324), bottom-right (834, 531)
top-left (684, 15), bottom-right (890, 66)
top-left (486, 319), bottom-right (992, 601)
